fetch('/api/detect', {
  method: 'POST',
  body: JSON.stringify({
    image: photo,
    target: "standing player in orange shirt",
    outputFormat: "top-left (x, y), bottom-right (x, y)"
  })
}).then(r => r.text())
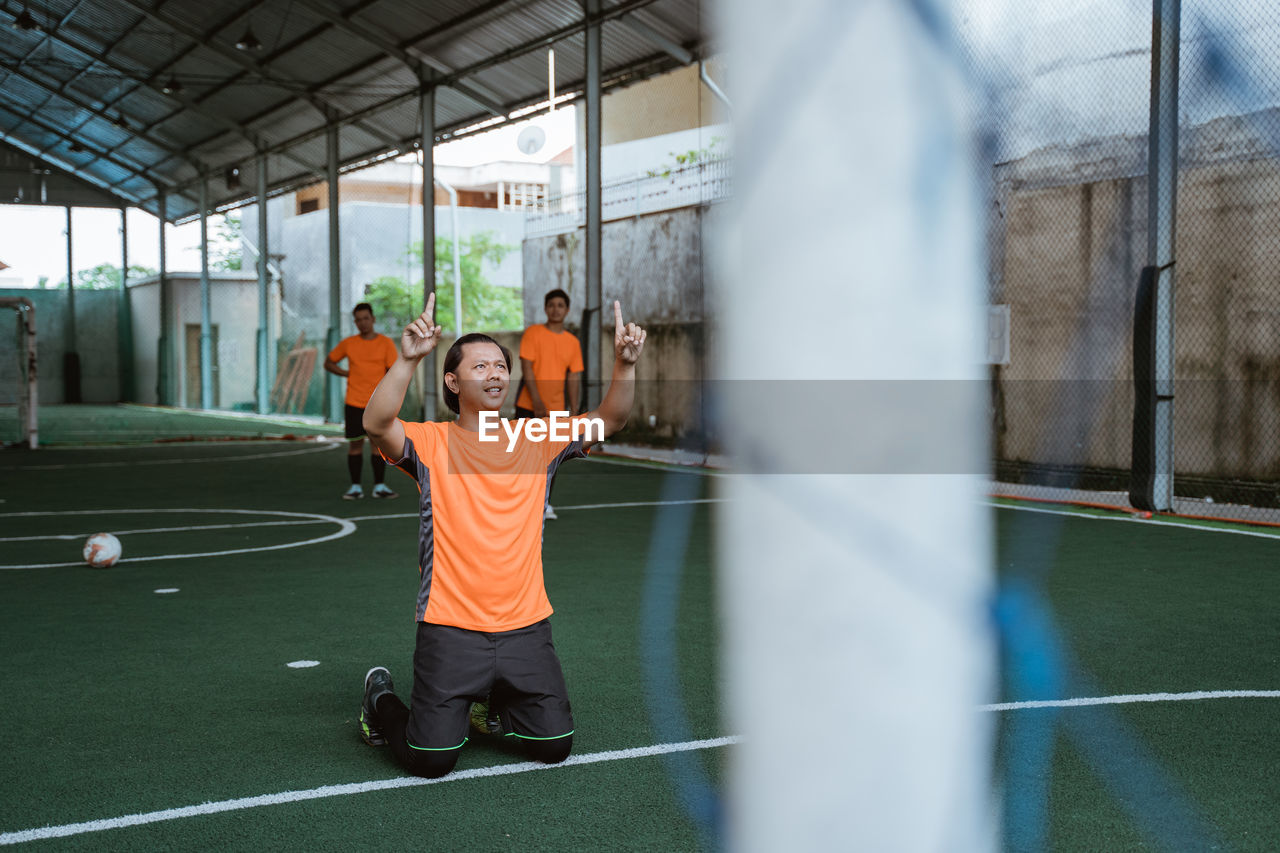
top-left (323, 302), bottom-right (400, 500)
top-left (515, 288), bottom-right (585, 519)
top-left (357, 293), bottom-right (646, 779)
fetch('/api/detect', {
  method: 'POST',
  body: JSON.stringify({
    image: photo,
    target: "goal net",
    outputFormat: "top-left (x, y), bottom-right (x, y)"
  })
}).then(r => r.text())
top-left (0, 297), bottom-right (38, 448)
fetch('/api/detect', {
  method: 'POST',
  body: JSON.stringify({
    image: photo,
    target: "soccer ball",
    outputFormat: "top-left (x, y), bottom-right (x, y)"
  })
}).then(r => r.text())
top-left (83, 533), bottom-right (122, 568)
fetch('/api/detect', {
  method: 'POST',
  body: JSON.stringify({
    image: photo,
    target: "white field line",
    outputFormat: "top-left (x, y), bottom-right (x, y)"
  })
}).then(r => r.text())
top-left (5, 688), bottom-right (1280, 845)
top-left (0, 509), bottom-right (355, 570)
top-left (981, 689), bottom-right (1280, 712)
top-left (0, 442), bottom-right (341, 471)
top-left (0, 736), bottom-right (744, 846)
top-left (586, 455), bottom-right (728, 478)
top-left (344, 499), bottom-right (726, 523)
top-left (0, 518), bottom-right (331, 543)
top-left (990, 501), bottom-right (1280, 540)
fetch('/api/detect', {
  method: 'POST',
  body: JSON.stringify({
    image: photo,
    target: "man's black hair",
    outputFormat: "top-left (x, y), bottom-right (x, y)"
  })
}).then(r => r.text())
top-left (544, 288), bottom-right (570, 308)
top-left (353, 302), bottom-right (374, 317)
top-left (442, 333), bottom-right (513, 415)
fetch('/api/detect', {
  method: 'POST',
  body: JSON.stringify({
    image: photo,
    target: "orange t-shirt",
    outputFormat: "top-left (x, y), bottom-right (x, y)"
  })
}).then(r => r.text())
top-left (328, 334), bottom-right (398, 407)
top-left (515, 324), bottom-right (584, 412)
top-left (386, 419), bottom-right (590, 632)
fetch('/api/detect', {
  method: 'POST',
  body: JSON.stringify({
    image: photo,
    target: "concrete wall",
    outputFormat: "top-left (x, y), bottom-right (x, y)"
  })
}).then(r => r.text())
top-left (521, 203), bottom-right (722, 447)
top-left (994, 108), bottom-right (1280, 482)
top-left (127, 273), bottom-right (271, 411)
top-left (0, 287), bottom-right (120, 405)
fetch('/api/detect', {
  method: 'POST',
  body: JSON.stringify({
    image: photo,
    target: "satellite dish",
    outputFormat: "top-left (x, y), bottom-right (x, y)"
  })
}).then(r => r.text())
top-left (517, 125), bottom-right (546, 155)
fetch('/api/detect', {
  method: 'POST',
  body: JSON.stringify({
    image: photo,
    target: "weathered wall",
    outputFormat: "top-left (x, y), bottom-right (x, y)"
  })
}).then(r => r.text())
top-left (128, 273), bottom-right (269, 411)
top-left (521, 203), bottom-right (719, 446)
top-left (0, 287), bottom-right (121, 405)
top-left (995, 109), bottom-right (1280, 482)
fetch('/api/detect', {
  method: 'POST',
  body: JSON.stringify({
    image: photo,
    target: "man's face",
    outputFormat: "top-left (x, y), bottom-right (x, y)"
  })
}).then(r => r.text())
top-left (353, 309), bottom-right (375, 336)
top-left (448, 342), bottom-right (510, 413)
top-left (544, 296), bottom-right (568, 324)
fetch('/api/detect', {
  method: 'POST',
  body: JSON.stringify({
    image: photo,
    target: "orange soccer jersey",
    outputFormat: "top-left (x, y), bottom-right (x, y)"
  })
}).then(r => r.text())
top-left (328, 334), bottom-right (398, 407)
top-left (515, 324), bottom-right (584, 413)
top-left (386, 419), bottom-right (589, 632)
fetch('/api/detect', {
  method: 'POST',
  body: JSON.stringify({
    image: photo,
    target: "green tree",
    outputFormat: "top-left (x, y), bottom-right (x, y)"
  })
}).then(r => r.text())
top-left (54, 263), bottom-right (158, 289)
top-left (646, 135), bottom-right (727, 179)
top-left (364, 230), bottom-right (522, 335)
top-left (210, 214), bottom-right (243, 272)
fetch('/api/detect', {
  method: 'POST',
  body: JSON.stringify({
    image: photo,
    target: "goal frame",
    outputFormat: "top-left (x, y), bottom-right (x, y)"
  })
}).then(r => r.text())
top-left (1, 297), bottom-right (38, 449)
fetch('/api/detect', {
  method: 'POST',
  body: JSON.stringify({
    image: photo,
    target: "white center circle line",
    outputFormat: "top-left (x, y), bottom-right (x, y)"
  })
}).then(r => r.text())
top-left (0, 508), bottom-right (357, 570)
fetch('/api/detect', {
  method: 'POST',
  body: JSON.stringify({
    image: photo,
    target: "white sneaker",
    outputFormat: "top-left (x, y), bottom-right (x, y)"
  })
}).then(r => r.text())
top-left (544, 504), bottom-right (558, 520)
top-left (343, 484), bottom-right (364, 500)
top-left (371, 483), bottom-right (398, 499)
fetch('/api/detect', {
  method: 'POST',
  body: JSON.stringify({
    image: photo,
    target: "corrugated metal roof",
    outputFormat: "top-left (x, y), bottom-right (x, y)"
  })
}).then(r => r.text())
top-left (0, 0), bottom-right (710, 222)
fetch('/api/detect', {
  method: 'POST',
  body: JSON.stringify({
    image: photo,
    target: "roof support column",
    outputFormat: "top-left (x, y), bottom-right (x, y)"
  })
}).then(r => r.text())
top-left (584, 0), bottom-right (603, 411)
top-left (256, 151), bottom-right (271, 414)
top-left (199, 175), bottom-right (214, 410)
top-left (119, 208), bottom-right (134, 402)
top-left (325, 122), bottom-right (343, 424)
top-left (421, 81), bottom-right (437, 421)
top-left (157, 189), bottom-right (172, 406)
top-left (63, 205), bottom-right (81, 403)
top-left (1130, 0), bottom-right (1180, 511)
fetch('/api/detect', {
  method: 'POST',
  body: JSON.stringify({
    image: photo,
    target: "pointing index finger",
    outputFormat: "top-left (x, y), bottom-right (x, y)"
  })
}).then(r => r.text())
top-left (613, 300), bottom-right (623, 330)
top-left (425, 291), bottom-right (436, 320)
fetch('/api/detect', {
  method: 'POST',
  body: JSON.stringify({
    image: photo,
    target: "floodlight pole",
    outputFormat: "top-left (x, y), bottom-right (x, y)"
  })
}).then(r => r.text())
top-left (1131, 0), bottom-right (1180, 511)
top-left (119, 208), bottom-right (135, 402)
top-left (584, 0), bottom-right (603, 411)
top-left (421, 80), bottom-right (437, 421)
top-left (325, 122), bottom-right (342, 424)
top-left (199, 175), bottom-right (214, 410)
top-left (434, 176), bottom-right (463, 338)
top-left (157, 187), bottom-right (172, 406)
top-left (256, 150), bottom-right (271, 414)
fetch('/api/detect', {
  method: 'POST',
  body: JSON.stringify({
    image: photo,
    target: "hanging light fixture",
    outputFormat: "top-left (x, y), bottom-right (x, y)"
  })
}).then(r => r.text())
top-left (161, 74), bottom-right (184, 96)
top-left (235, 24), bottom-right (261, 51)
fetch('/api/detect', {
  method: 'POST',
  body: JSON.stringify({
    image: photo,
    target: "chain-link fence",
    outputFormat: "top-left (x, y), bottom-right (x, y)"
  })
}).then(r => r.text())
top-left (959, 1), bottom-right (1280, 521)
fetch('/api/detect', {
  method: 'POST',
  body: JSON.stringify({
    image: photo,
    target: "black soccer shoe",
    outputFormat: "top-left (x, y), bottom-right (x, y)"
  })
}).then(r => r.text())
top-left (360, 666), bottom-right (395, 747)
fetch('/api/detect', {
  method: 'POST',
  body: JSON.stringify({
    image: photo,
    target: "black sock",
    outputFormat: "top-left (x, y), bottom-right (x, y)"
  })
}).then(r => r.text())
top-left (371, 452), bottom-right (386, 484)
top-left (347, 453), bottom-right (362, 485)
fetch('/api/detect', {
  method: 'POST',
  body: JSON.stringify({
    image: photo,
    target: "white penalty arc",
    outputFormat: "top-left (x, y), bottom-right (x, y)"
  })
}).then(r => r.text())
top-left (0, 441), bottom-right (342, 472)
top-left (0, 508), bottom-right (356, 570)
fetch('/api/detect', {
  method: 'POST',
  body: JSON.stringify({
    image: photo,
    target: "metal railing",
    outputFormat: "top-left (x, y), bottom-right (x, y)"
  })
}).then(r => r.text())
top-left (525, 156), bottom-right (732, 236)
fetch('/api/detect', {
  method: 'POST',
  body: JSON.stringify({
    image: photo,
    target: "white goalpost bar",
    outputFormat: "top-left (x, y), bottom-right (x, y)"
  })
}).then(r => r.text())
top-left (1, 296), bottom-right (38, 449)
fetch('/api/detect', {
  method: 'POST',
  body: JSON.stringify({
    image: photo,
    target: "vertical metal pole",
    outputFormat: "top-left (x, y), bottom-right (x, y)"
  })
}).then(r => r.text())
top-left (64, 205), bottom-right (81, 402)
top-left (199, 175), bottom-right (214, 410)
top-left (1148, 0), bottom-right (1180, 510)
top-left (421, 82), bottom-right (437, 421)
top-left (119, 208), bottom-right (135, 401)
top-left (584, 0), bottom-right (603, 410)
top-left (65, 206), bottom-right (75, 344)
top-left (325, 122), bottom-right (342, 423)
top-left (157, 189), bottom-right (171, 405)
top-left (257, 151), bottom-right (270, 414)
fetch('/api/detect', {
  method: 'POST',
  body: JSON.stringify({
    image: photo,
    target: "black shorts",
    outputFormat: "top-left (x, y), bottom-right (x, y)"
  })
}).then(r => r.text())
top-left (406, 619), bottom-right (573, 750)
top-left (514, 406), bottom-right (535, 419)
top-left (344, 404), bottom-right (365, 439)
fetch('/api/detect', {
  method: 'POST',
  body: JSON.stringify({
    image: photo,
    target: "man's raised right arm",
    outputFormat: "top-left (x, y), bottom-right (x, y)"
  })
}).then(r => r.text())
top-left (364, 295), bottom-right (443, 461)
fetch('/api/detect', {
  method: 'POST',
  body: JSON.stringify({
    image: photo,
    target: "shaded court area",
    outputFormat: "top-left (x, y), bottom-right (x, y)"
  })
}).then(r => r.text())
top-left (0, 428), bottom-right (724, 849)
